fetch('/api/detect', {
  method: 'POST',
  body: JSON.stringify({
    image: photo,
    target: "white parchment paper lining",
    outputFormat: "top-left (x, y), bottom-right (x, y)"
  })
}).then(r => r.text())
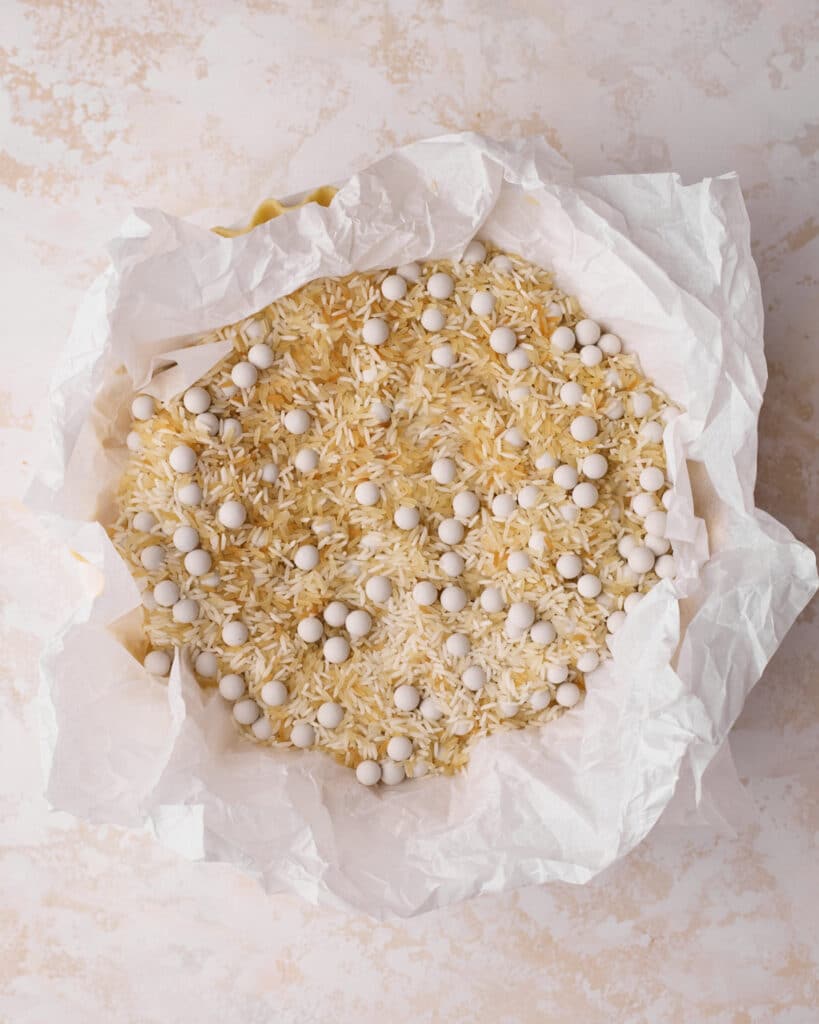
top-left (29, 134), bottom-right (817, 917)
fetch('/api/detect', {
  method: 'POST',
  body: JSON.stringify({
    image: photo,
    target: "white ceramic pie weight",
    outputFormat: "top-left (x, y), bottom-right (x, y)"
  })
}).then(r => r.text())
top-left (27, 133), bottom-right (817, 917)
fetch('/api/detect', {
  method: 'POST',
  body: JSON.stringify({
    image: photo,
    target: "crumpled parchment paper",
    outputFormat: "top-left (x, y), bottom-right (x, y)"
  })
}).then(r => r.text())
top-left (28, 133), bottom-right (817, 917)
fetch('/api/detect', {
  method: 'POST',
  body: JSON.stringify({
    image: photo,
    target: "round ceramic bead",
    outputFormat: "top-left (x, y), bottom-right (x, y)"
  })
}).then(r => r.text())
top-left (365, 576), bottom-right (392, 603)
top-left (133, 511), bottom-right (157, 532)
top-left (153, 580), bottom-right (180, 607)
top-left (183, 387), bottom-right (211, 414)
top-left (248, 343), bottom-right (274, 369)
top-left (362, 318), bottom-right (389, 346)
top-left (572, 482), bottom-right (598, 509)
top-left (219, 674), bottom-right (246, 700)
top-left (140, 545), bottom-right (165, 571)
top-left (431, 343), bottom-right (456, 367)
top-left (462, 240), bottom-right (487, 263)
top-left (394, 684), bottom-right (420, 711)
top-left (172, 598), bottom-right (198, 623)
top-left (624, 592), bottom-right (644, 614)
top-left (387, 736), bottom-right (413, 761)
top-left (431, 457), bottom-right (457, 484)
top-left (294, 448), bottom-right (319, 473)
top-left (480, 587), bottom-right (504, 613)
top-left (413, 581), bottom-right (438, 606)
top-left (570, 415), bottom-right (598, 442)
top-left (297, 616), bottom-right (324, 643)
top-left (371, 401), bottom-right (391, 424)
top-left (381, 274), bottom-right (407, 300)
top-left (218, 500), bottom-right (247, 529)
top-left (427, 273), bottom-right (454, 299)
top-left (231, 361), bottom-right (258, 389)
top-left (489, 327), bottom-right (517, 354)
top-left (283, 409), bottom-right (311, 434)
top-left (294, 544), bottom-right (319, 571)
top-left (575, 319), bottom-right (601, 346)
top-left (553, 464), bottom-right (579, 490)
top-left (560, 381), bottom-right (584, 406)
top-left (345, 609), bottom-right (372, 638)
top-left (605, 399), bottom-right (625, 420)
top-left (261, 680), bottom-right (288, 706)
top-left (646, 533), bottom-right (671, 555)
top-left (462, 666), bottom-right (487, 691)
top-left (440, 586), bottom-right (467, 613)
top-left (421, 307), bottom-right (446, 332)
top-left (126, 431), bottom-right (142, 452)
top-left (173, 525), bottom-right (199, 553)
top-left (529, 690), bottom-right (552, 711)
top-left (498, 701), bottom-right (519, 718)
top-left (178, 482), bottom-right (203, 506)
top-left (556, 553), bottom-right (582, 579)
top-left (453, 491), bottom-right (480, 519)
top-left (394, 506), bottom-right (420, 530)
top-left (551, 326), bottom-right (575, 352)
top-left (547, 664), bottom-right (569, 684)
top-left (420, 696), bottom-right (443, 721)
top-left (291, 722), bottom-right (316, 748)
top-left (196, 412), bottom-right (220, 436)
top-left (627, 546), bottom-right (655, 574)
top-left (662, 489), bottom-right (675, 510)
top-left (582, 454), bottom-right (608, 479)
top-left (222, 620), bottom-right (248, 647)
top-left (144, 650), bottom-right (171, 675)
top-left (440, 551), bottom-right (465, 577)
top-left (598, 333), bottom-right (622, 355)
top-left (516, 484), bottom-right (539, 510)
top-left (528, 531), bottom-right (546, 554)
top-left (535, 452), bottom-right (558, 472)
top-left (576, 651), bottom-right (600, 673)
top-left (506, 347), bottom-right (531, 370)
top-left (323, 636), bottom-right (351, 663)
top-left (356, 760), bottom-right (381, 786)
top-left (507, 550), bottom-right (531, 574)
top-left (580, 345), bottom-right (603, 367)
top-left (317, 702), bottom-right (344, 728)
top-left (491, 254), bottom-right (513, 273)
top-left (438, 518), bottom-right (464, 545)
top-left (607, 610), bottom-right (627, 633)
top-left (233, 700), bottom-right (261, 725)
top-left (530, 620), bottom-right (556, 645)
top-left (640, 466), bottom-right (665, 492)
top-left (195, 651), bottom-right (218, 678)
top-left (632, 492), bottom-right (657, 517)
top-left (655, 554), bottom-right (676, 579)
top-left (507, 601), bottom-right (535, 630)
top-left (470, 291), bottom-right (495, 316)
top-left (131, 395), bottom-right (155, 420)
top-left (355, 482), bottom-right (381, 506)
top-left (503, 427), bottom-right (527, 449)
top-left (169, 445), bottom-right (197, 473)
top-left (184, 549), bottom-right (212, 576)
top-left (640, 421), bottom-right (664, 443)
top-left (630, 392), bottom-right (652, 417)
top-left (492, 493), bottom-right (517, 518)
top-left (397, 262), bottom-right (421, 282)
top-left (446, 632), bottom-right (470, 656)
top-left (252, 718), bottom-right (273, 740)
top-left (577, 573), bottom-right (602, 598)
top-left (556, 682), bottom-right (581, 707)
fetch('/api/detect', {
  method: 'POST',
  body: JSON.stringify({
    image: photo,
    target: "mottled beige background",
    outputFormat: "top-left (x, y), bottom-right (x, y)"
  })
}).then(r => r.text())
top-left (1, 1), bottom-right (817, 1021)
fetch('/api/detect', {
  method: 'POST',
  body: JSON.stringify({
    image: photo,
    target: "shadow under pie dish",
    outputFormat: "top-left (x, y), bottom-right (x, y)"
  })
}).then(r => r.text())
top-left (113, 241), bottom-right (680, 786)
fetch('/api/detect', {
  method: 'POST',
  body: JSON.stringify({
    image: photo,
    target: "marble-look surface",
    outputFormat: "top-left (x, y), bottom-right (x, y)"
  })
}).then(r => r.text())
top-left (1, 2), bottom-right (817, 1021)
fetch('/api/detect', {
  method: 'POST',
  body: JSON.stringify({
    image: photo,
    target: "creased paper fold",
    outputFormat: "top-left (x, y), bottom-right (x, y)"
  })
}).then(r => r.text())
top-left (28, 133), bottom-right (817, 917)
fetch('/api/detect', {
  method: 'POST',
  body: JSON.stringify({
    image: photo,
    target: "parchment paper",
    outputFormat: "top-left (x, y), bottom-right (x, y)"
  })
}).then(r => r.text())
top-left (28, 133), bottom-right (817, 917)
